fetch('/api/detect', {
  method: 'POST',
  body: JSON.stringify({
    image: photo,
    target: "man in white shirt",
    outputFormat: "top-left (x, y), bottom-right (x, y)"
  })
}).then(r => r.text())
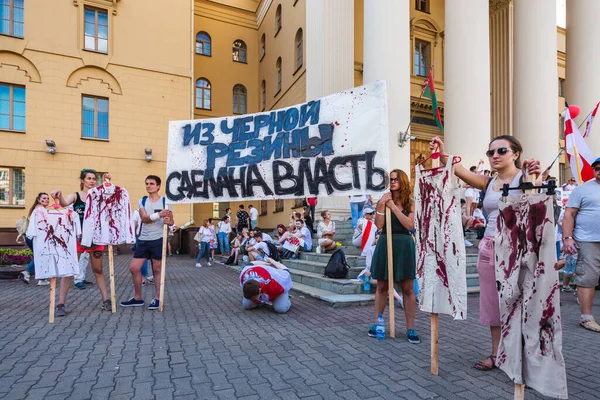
top-left (246, 232), bottom-right (270, 261)
top-left (249, 204), bottom-right (259, 229)
top-left (240, 258), bottom-right (292, 313)
top-left (293, 219), bottom-right (312, 255)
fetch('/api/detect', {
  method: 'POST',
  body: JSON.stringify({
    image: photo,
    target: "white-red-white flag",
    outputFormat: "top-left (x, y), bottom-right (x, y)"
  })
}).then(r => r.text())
top-left (564, 107), bottom-right (596, 183)
top-left (360, 220), bottom-right (376, 255)
top-left (582, 101), bottom-right (600, 138)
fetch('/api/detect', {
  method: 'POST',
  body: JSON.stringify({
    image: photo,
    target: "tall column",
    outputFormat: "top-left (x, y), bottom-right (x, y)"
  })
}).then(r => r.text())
top-left (444, 0), bottom-right (491, 169)
top-left (306, 0), bottom-right (354, 220)
top-left (566, 0), bottom-right (600, 158)
top-left (513, 0), bottom-right (558, 172)
top-left (363, 0), bottom-right (410, 172)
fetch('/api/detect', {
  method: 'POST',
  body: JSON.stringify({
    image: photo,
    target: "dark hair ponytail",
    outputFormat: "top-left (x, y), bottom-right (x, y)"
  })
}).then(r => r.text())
top-left (489, 135), bottom-right (523, 168)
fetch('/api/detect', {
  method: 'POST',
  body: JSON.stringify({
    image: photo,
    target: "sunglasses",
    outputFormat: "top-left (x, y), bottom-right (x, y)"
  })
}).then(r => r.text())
top-left (595, 167), bottom-right (600, 172)
top-left (485, 147), bottom-right (512, 157)
top-left (390, 177), bottom-right (399, 182)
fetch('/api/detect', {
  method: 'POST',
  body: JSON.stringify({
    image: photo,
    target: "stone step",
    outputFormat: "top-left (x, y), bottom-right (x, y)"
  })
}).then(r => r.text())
top-left (301, 250), bottom-right (365, 264)
top-left (290, 282), bottom-right (375, 308)
top-left (286, 259), bottom-right (364, 279)
top-left (288, 269), bottom-right (366, 295)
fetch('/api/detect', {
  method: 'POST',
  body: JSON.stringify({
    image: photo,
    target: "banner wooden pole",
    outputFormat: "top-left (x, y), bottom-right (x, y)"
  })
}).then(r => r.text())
top-left (431, 313), bottom-right (439, 375)
top-left (385, 209), bottom-right (395, 338)
top-left (158, 224), bottom-right (168, 312)
top-left (49, 278), bottom-right (56, 323)
top-left (108, 245), bottom-right (116, 313)
top-left (514, 384), bottom-right (525, 400)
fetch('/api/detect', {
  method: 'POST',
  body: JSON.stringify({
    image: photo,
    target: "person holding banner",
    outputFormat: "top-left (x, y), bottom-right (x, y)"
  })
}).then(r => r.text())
top-left (50, 169), bottom-right (110, 315)
top-left (429, 136), bottom-right (541, 369)
top-left (368, 169), bottom-right (419, 344)
top-left (120, 175), bottom-right (173, 310)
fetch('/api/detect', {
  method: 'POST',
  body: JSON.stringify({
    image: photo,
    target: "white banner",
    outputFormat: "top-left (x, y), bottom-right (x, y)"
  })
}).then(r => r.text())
top-left (165, 81), bottom-right (390, 204)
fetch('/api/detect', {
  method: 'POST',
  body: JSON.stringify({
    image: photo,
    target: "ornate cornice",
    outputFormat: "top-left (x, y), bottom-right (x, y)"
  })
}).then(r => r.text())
top-left (489, 0), bottom-right (512, 14)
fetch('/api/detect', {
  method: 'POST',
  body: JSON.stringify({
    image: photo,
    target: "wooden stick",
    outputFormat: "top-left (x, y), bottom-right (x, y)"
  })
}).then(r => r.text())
top-left (158, 224), bottom-right (168, 312)
top-left (514, 383), bottom-right (525, 400)
top-left (49, 278), bottom-right (56, 323)
top-left (431, 313), bottom-right (439, 375)
top-left (385, 209), bottom-right (395, 338)
top-left (108, 245), bottom-right (116, 313)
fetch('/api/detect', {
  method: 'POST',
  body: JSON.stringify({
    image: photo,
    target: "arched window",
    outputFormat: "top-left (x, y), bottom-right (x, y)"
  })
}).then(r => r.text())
top-left (196, 78), bottom-right (211, 110)
top-left (295, 28), bottom-right (303, 69)
top-left (232, 40), bottom-right (247, 63)
top-left (275, 5), bottom-right (282, 34)
top-left (196, 32), bottom-right (211, 56)
top-left (261, 80), bottom-right (266, 110)
top-left (233, 84), bottom-right (247, 115)
top-left (276, 58), bottom-right (282, 93)
top-left (260, 33), bottom-right (266, 59)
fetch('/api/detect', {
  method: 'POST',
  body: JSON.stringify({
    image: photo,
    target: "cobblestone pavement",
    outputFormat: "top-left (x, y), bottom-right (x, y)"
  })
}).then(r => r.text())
top-left (0, 254), bottom-right (599, 400)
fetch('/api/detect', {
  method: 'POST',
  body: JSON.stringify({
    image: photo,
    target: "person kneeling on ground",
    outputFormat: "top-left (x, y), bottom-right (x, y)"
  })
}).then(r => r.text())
top-left (240, 257), bottom-right (292, 313)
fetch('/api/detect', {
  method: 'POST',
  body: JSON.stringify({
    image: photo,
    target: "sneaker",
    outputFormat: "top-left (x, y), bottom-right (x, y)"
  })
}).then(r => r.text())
top-left (406, 329), bottom-right (421, 344)
top-left (291, 254), bottom-right (297, 259)
top-left (465, 240), bottom-right (474, 247)
top-left (120, 297), bottom-right (145, 307)
top-left (82, 280), bottom-right (93, 286)
top-left (147, 276), bottom-right (154, 284)
top-left (167, 254), bottom-right (173, 257)
top-left (207, 262), bottom-right (212, 266)
top-left (55, 304), bottom-right (66, 317)
top-left (195, 263), bottom-right (201, 268)
top-left (19, 271), bottom-right (30, 284)
top-left (37, 279), bottom-right (50, 286)
top-left (580, 317), bottom-right (600, 333)
top-left (101, 299), bottom-right (112, 311)
top-left (367, 324), bottom-right (377, 338)
top-left (561, 286), bottom-right (574, 293)
top-left (141, 280), bottom-right (146, 286)
top-left (148, 299), bottom-right (159, 310)
top-left (74, 282), bottom-right (86, 290)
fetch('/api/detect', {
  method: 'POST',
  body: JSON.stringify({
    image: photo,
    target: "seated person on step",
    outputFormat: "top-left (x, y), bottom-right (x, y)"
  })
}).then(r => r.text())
top-left (352, 207), bottom-right (376, 253)
top-left (240, 257), bottom-right (292, 313)
top-left (291, 219), bottom-right (312, 257)
top-left (245, 232), bottom-right (271, 262)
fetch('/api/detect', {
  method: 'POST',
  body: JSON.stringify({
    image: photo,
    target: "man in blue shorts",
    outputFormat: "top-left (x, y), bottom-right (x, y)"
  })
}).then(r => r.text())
top-left (120, 175), bottom-right (174, 310)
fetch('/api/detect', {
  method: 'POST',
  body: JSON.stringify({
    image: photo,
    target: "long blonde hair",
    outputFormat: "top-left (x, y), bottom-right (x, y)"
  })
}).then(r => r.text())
top-left (390, 169), bottom-right (412, 212)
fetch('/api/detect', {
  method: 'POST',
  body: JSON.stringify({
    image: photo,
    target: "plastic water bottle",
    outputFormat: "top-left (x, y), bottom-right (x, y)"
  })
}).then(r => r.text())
top-left (363, 275), bottom-right (370, 291)
top-left (376, 314), bottom-right (385, 341)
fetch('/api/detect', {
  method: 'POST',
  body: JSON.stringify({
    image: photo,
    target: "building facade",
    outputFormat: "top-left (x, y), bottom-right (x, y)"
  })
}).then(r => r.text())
top-left (1, 0), bottom-right (597, 243)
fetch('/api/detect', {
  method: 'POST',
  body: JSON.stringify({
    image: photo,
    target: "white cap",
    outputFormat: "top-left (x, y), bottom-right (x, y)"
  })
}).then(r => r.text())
top-left (363, 207), bottom-right (374, 214)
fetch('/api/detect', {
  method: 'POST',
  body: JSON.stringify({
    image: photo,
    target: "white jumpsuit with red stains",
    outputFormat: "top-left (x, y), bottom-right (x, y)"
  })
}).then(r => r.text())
top-left (495, 193), bottom-right (567, 399)
top-left (414, 161), bottom-right (467, 320)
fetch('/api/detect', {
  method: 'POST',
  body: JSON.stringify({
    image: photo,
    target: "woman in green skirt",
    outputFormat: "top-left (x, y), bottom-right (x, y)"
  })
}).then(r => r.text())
top-left (367, 169), bottom-right (419, 344)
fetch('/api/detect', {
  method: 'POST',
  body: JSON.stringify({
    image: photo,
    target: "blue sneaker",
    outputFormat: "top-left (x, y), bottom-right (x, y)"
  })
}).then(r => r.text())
top-left (74, 282), bottom-right (86, 290)
top-left (82, 280), bottom-right (93, 286)
top-left (367, 324), bottom-right (377, 338)
top-left (148, 299), bottom-right (160, 310)
top-left (406, 329), bottom-right (421, 344)
top-left (120, 297), bottom-right (145, 307)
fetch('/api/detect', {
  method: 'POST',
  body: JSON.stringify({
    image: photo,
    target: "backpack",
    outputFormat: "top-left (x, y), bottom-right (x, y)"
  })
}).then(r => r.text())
top-left (265, 241), bottom-right (280, 262)
top-left (324, 248), bottom-right (349, 279)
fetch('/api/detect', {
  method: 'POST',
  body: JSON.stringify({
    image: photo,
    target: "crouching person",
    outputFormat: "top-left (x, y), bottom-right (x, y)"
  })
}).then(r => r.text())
top-left (240, 257), bottom-right (293, 313)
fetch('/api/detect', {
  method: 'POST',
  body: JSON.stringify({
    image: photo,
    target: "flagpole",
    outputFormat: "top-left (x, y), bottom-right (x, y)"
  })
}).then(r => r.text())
top-left (572, 144), bottom-right (584, 183)
top-left (400, 64), bottom-right (436, 141)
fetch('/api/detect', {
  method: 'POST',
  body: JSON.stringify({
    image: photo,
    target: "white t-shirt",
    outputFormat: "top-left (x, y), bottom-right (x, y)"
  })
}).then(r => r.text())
top-left (249, 207), bottom-right (259, 221)
top-left (261, 232), bottom-right (274, 243)
top-left (350, 195), bottom-right (367, 203)
top-left (194, 226), bottom-right (213, 243)
top-left (295, 226), bottom-right (312, 249)
top-left (218, 221), bottom-right (232, 234)
top-left (473, 208), bottom-right (486, 225)
top-left (254, 241), bottom-right (270, 256)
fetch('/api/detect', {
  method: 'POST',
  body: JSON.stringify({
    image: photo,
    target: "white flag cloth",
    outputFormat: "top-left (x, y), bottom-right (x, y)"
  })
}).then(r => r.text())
top-left (564, 107), bottom-right (596, 183)
top-left (582, 101), bottom-right (600, 138)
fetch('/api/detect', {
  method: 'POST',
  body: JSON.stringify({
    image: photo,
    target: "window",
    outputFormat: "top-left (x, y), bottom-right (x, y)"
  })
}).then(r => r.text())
top-left (260, 33), bottom-right (266, 60)
top-left (233, 84), bottom-right (247, 115)
top-left (558, 78), bottom-right (565, 97)
top-left (261, 80), bottom-right (266, 111)
top-left (295, 29), bottom-right (303, 69)
top-left (414, 40), bottom-right (429, 77)
top-left (0, 0), bottom-right (24, 37)
top-left (196, 31), bottom-right (211, 56)
top-left (0, 83), bottom-right (25, 131)
top-left (415, 0), bottom-right (429, 13)
top-left (82, 95), bottom-right (109, 140)
top-left (232, 40), bottom-right (247, 63)
top-left (196, 78), bottom-right (211, 110)
top-left (275, 4), bottom-right (282, 35)
top-left (0, 166), bottom-right (24, 206)
top-left (275, 199), bottom-right (284, 212)
top-left (276, 58), bottom-right (282, 94)
top-left (84, 7), bottom-right (108, 53)
top-left (260, 200), bottom-right (267, 216)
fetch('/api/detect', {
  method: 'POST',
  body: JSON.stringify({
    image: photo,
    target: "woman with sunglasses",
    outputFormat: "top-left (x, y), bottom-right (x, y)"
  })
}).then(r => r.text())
top-left (429, 135), bottom-right (541, 370)
top-left (50, 169), bottom-right (111, 316)
top-left (369, 169), bottom-right (419, 343)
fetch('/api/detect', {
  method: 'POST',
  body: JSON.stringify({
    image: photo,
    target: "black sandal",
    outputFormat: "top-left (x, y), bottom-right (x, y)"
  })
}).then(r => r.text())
top-left (474, 355), bottom-right (497, 371)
